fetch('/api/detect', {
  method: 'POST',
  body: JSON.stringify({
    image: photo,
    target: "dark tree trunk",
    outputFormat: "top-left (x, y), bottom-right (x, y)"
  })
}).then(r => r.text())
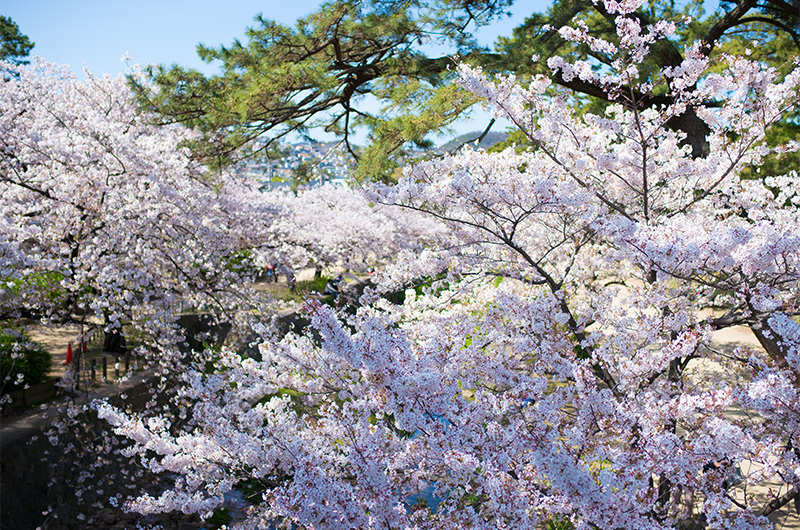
top-left (665, 109), bottom-right (712, 159)
top-left (103, 329), bottom-right (126, 354)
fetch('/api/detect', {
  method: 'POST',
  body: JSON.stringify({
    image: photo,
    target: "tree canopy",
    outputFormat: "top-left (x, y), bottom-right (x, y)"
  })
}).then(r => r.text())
top-left (4, 1), bottom-right (800, 528)
top-left (0, 59), bottom-right (268, 353)
top-left (0, 16), bottom-right (34, 65)
top-left (101, 4), bottom-right (800, 526)
top-left (132, 0), bottom-right (799, 179)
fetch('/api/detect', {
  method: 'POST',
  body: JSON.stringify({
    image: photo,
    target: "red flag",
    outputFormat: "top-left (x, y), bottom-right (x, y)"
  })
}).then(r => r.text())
top-left (65, 342), bottom-right (73, 364)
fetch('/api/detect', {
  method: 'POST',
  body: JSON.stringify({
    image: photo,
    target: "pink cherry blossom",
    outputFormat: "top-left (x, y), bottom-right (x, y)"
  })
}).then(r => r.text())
top-left (75, 6), bottom-right (800, 529)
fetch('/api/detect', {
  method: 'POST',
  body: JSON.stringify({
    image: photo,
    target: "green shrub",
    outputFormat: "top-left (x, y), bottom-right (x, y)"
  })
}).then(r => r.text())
top-left (222, 249), bottom-right (259, 277)
top-left (299, 275), bottom-right (332, 294)
top-left (545, 515), bottom-right (575, 530)
top-left (205, 506), bottom-right (231, 526)
top-left (0, 330), bottom-right (51, 392)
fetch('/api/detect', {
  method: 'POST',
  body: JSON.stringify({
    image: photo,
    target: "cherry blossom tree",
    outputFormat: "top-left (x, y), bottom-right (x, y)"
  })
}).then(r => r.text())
top-left (0, 58), bottom-right (271, 355)
top-left (258, 183), bottom-right (446, 278)
top-left (95, 2), bottom-right (800, 529)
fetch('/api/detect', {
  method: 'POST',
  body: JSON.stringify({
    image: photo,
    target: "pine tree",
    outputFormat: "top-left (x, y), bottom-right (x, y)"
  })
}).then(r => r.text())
top-left (0, 16), bottom-right (34, 65)
top-left (131, 0), bottom-right (799, 179)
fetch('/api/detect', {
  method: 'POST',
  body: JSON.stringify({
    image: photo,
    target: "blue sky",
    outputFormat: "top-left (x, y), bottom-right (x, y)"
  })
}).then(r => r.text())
top-left (2, 1), bottom-right (547, 142)
top-left (3, 1), bottom-right (327, 76)
top-left (2, 1), bottom-right (542, 77)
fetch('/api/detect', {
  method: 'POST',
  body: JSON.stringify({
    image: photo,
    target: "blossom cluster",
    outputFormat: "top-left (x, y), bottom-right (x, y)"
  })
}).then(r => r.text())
top-left (257, 184), bottom-right (446, 276)
top-left (0, 58), bottom-right (270, 350)
top-left (82, 0), bottom-right (800, 527)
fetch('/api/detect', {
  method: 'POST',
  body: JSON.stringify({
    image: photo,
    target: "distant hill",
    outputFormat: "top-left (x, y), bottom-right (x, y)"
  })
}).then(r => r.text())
top-left (441, 130), bottom-right (508, 152)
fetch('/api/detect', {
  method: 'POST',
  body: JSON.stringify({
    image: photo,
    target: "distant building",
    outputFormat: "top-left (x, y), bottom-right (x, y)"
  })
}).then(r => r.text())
top-left (238, 139), bottom-right (354, 191)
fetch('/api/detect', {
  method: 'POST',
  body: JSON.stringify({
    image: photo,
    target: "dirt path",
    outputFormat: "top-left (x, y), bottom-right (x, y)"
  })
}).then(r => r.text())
top-left (23, 322), bottom-right (84, 380)
top-left (18, 320), bottom-right (114, 382)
